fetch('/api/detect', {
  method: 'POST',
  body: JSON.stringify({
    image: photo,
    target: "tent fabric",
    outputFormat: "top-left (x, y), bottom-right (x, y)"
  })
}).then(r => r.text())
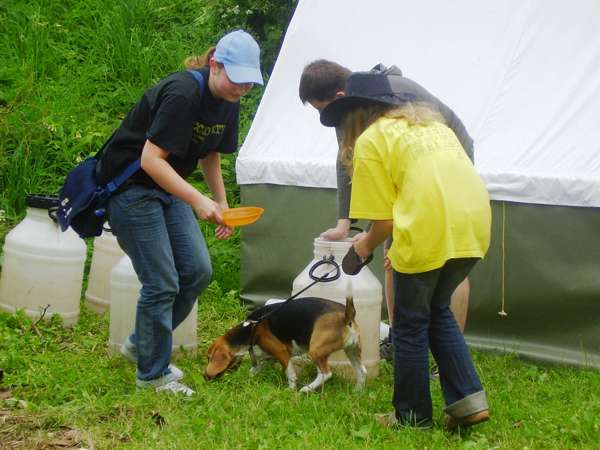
top-left (236, 0), bottom-right (600, 208)
top-left (240, 184), bottom-right (600, 369)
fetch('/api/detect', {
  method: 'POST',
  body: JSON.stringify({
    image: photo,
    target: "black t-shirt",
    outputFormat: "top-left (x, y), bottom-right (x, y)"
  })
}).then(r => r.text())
top-left (97, 68), bottom-right (239, 187)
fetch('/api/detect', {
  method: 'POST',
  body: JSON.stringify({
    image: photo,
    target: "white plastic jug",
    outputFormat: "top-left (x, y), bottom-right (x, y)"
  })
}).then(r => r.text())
top-left (108, 255), bottom-right (198, 356)
top-left (292, 237), bottom-right (382, 380)
top-left (85, 228), bottom-right (125, 313)
top-left (0, 195), bottom-right (86, 327)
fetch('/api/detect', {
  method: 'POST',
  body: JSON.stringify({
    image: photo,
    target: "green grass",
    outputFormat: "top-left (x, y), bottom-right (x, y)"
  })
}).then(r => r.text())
top-left (1, 285), bottom-right (599, 449)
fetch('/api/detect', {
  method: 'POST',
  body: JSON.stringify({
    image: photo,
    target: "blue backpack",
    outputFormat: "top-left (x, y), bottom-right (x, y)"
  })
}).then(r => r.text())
top-left (56, 157), bottom-right (140, 238)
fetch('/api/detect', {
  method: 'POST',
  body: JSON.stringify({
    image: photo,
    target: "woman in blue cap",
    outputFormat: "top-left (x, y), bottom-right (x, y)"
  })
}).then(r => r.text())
top-left (97, 30), bottom-right (263, 395)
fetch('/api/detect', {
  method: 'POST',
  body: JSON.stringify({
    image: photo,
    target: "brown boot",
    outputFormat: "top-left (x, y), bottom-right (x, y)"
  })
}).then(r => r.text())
top-left (444, 409), bottom-right (490, 430)
top-left (443, 391), bottom-right (490, 430)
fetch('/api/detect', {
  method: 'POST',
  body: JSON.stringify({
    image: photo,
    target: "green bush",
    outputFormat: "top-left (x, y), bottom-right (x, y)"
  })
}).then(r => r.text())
top-left (202, 0), bottom-right (297, 73)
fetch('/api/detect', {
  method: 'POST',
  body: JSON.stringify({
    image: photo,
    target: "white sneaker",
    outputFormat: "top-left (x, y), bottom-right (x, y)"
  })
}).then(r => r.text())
top-left (136, 373), bottom-right (195, 396)
top-left (155, 380), bottom-right (195, 396)
top-left (121, 338), bottom-right (184, 381)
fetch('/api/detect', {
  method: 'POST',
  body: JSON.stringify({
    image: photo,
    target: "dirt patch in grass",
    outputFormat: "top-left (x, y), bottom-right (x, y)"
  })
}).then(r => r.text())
top-left (0, 409), bottom-right (93, 450)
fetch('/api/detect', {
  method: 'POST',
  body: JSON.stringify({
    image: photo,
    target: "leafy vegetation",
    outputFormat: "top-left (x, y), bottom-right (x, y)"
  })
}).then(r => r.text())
top-left (0, 0), bottom-right (295, 289)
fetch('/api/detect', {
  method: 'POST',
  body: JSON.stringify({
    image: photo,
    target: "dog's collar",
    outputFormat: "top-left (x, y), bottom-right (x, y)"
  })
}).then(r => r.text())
top-left (243, 319), bottom-right (260, 355)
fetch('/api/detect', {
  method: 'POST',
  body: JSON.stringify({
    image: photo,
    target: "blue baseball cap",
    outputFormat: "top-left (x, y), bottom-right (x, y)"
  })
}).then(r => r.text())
top-left (215, 30), bottom-right (264, 86)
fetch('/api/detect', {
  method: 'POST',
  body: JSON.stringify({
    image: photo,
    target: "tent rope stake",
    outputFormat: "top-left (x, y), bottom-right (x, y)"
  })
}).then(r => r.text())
top-left (498, 201), bottom-right (508, 317)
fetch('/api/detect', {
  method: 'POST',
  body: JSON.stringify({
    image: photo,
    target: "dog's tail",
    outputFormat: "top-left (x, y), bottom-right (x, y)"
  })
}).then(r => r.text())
top-left (344, 296), bottom-right (356, 325)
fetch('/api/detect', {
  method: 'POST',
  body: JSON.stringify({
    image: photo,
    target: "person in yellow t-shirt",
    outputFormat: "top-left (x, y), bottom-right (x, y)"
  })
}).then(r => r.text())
top-left (298, 61), bottom-right (474, 365)
top-left (320, 71), bottom-right (491, 430)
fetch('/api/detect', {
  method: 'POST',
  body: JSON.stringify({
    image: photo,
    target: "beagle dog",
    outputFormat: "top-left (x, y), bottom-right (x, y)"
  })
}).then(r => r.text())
top-left (204, 297), bottom-right (367, 393)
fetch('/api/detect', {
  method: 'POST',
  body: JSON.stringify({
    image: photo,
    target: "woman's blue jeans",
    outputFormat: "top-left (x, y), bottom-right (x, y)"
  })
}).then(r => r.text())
top-left (392, 258), bottom-right (484, 426)
top-left (108, 185), bottom-right (212, 381)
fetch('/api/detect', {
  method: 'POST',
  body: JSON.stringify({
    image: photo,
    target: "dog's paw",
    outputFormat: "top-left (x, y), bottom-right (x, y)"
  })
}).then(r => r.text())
top-left (353, 382), bottom-right (365, 392)
top-left (353, 365), bottom-right (367, 391)
top-left (250, 362), bottom-right (267, 376)
top-left (357, 365), bottom-right (368, 380)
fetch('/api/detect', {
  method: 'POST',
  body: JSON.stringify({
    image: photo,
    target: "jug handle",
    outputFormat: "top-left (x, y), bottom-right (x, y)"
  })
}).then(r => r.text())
top-left (48, 207), bottom-right (58, 224)
top-left (349, 226), bottom-right (364, 234)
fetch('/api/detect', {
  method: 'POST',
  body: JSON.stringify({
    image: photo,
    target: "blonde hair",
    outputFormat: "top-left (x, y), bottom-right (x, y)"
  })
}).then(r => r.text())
top-left (184, 47), bottom-right (216, 69)
top-left (340, 102), bottom-right (446, 175)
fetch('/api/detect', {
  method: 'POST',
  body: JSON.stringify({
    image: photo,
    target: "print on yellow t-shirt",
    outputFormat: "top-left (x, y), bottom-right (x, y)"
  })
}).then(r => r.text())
top-left (349, 117), bottom-right (491, 274)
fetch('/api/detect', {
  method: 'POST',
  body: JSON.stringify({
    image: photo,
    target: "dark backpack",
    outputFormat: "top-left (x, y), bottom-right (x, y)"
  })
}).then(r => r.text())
top-left (57, 157), bottom-right (140, 238)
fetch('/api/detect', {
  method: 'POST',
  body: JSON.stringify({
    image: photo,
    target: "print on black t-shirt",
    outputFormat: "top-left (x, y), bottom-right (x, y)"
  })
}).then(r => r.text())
top-left (193, 123), bottom-right (227, 145)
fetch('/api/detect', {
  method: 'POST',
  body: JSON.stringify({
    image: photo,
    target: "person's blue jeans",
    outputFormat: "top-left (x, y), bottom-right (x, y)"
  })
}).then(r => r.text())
top-left (392, 258), bottom-right (485, 427)
top-left (108, 185), bottom-right (212, 381)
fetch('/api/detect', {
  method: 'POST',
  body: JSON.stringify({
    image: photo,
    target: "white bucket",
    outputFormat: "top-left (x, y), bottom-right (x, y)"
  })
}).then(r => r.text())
top-left (0, 195), bottom-right (86, 327)
top-left (85, 228), bottom-right (124, 313)
top-left (107, 255), bottom-right (198, 356)
top-left (292, 237), bottom-right (382, 380)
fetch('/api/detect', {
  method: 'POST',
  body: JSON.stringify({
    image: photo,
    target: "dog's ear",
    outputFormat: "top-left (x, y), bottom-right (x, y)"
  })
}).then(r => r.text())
top-left (205, 346), bottom-right (233, 379)
top-left (207, 341), bottom-right (215, 360)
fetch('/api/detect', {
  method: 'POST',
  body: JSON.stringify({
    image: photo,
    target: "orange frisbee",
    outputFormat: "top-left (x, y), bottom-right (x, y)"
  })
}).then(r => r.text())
top-left (222, 207), bottom-right (265, 227)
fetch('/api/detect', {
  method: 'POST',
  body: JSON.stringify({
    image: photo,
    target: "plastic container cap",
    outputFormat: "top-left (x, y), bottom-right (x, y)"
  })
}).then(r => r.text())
top-left (222, 207), bottom-right (264, 227)
top-left (26, 194), bottom-right (59, 209)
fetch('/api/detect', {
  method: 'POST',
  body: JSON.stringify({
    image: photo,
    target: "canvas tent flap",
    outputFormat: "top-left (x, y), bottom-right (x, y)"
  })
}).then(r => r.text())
top-left (240, 185), bottom-right (600, 369)
top-left (237, 0), bottom-right (600, 208)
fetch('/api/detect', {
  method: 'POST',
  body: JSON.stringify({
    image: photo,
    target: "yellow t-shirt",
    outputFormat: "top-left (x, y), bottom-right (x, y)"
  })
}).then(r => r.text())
top-left (349, 116), bottom-right (491, 274)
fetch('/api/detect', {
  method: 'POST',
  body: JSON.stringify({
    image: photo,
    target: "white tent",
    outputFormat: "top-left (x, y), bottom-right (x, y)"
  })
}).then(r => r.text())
top-left (236, 0), bottom-right (600, 367)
